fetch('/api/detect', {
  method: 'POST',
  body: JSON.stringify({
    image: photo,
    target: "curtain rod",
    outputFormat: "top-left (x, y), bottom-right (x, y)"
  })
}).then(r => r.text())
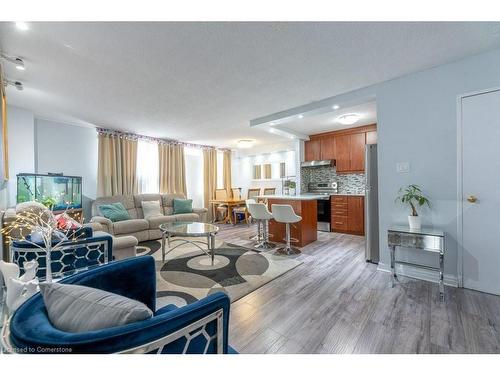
top-left (96, 128), bottom-right (231, 151)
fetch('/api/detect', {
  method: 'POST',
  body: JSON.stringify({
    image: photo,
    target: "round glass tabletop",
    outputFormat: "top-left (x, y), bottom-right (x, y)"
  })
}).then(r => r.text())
top-left (159, 221), bottom-right (219, 237)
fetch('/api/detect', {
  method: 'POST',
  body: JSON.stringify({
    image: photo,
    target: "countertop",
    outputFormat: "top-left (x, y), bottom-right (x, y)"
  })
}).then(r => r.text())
top-left (256, 192), bottom-right (365, 200)
top-left (256, 194), bottom-right (326, 201)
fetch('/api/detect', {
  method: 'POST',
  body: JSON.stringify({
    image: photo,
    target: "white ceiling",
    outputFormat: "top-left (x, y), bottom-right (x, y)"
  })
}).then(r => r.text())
top-left (1, 22), bottom-right (500, 148)
top-left (283, 101), bottom-right (377, 136)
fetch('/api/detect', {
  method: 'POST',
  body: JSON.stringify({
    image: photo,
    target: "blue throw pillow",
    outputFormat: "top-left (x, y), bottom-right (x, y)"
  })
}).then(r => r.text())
top-left (98, 202), bottom-right (131, 222)
top-left (173, 199), bottom-right (193, 214)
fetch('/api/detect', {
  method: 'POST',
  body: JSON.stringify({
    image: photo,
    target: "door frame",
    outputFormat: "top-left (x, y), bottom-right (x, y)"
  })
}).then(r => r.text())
top-left (456, 86), bottom-right (500, 288)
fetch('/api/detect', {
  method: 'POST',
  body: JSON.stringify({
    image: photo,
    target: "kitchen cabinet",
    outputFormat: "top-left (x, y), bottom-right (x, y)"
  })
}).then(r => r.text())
top-left (347, 196), bottom-right (364, 234)
top-left (320, 136), bottom-right (335, 160)
top-left (304, 139), bottom-right (321, 161)
top-left (331, 195), bottom-right (364, 235)
top-left (334, 134), bottom-right (350, 172)
top-left (304, 124), bottom-right (376, 172)
top-left (349, 132), bottom-right (366, 172)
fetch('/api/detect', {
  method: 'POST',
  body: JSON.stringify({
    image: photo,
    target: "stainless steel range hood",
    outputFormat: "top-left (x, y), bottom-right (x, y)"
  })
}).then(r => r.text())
top-left (300, 159), bottom-right (334, 168)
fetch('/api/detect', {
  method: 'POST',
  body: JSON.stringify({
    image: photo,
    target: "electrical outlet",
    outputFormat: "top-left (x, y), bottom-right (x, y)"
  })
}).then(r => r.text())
top-left (397, 162), bottom-right (410, 173)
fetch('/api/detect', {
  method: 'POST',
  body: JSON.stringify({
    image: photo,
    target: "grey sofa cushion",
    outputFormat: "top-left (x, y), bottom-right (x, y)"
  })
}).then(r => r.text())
top-left (174, 213), bottom-right (200, 222)
top-left (148, 214), bottom-right (176, 229)
top-left (39, 283), bottom-right (153, 333)
top-left (113, 218), bottom-right (149, 235)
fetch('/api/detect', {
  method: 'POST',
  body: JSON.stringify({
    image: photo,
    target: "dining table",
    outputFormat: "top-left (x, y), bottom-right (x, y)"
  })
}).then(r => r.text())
top-left (209, 198), bottom-right (246, 224)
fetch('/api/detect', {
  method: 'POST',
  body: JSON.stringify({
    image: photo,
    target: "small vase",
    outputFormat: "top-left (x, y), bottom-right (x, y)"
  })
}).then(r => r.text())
top-left (408, 215), bottom-right (421, 230)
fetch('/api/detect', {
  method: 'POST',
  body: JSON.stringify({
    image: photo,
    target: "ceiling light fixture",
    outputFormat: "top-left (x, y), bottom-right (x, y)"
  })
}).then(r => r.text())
top-left (0, 53), bottom-right (26, 71)
top-left (237, 139), bottom-right (255, 149)
top-left (298, 114), bottom-right (304, 119)
top-left (332, 105), bottom-right (340, 110)
top-left (5, 79), bottom-right (24, 91)
top-left (270, 122), bottom-right (276, 126)
top-left (15, 22), bottom-right (29, 31)
top-left (336, 113), bottom-right (359, 125)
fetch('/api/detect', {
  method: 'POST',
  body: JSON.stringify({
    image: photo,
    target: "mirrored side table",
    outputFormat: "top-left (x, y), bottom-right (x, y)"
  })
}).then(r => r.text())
top-left (388, 226), bottom-right (445, 301)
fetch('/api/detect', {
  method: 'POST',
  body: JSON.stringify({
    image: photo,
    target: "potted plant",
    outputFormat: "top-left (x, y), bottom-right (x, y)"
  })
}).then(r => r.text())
top-left (395, 184), bottom-right (430, 229)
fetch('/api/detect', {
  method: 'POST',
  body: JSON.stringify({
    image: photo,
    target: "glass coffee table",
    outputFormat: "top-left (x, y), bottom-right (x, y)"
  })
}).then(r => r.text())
top-left (159, 222), bottom-right (219, 265)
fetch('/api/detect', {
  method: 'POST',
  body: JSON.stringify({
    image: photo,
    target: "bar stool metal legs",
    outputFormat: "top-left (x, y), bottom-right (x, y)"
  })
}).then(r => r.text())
top-left (254, 219), bottom-right (276, 250)
top-left (276, 223), bottom-right (301, 255)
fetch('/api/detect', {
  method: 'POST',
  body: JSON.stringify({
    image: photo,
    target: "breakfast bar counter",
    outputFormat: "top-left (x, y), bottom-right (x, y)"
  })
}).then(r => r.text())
top-left (257, 195), bottom-right (318, 247)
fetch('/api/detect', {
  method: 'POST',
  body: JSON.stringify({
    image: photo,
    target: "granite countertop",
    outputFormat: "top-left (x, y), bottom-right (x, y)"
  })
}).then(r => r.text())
top-left (256, 192), bottom-right (365, 200)
top-left (256, 194), bottom-right (328, 201)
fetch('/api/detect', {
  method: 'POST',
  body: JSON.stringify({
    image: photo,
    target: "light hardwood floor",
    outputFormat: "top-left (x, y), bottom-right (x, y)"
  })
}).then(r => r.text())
top-left (217, 223), bottom-right (500, 354)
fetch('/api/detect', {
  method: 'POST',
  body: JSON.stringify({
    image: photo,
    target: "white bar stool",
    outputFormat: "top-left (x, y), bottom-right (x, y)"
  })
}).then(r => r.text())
top-left (271, 204), bottom-right (302, 255)
top-left (247, 203), bottom-right (276, 250)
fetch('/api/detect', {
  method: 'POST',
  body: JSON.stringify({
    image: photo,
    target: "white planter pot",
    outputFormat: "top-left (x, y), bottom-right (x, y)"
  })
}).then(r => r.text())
top-left (408, 215), bottom-right (421, 230)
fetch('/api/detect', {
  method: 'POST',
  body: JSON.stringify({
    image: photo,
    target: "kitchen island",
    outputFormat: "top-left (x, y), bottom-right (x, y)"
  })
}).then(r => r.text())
top-left (256, 194), bottom-right (321, 247)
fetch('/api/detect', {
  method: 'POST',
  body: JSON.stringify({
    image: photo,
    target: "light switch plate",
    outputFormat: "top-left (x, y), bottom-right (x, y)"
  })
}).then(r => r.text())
top-left (397, 162), bottom-right (410, 173)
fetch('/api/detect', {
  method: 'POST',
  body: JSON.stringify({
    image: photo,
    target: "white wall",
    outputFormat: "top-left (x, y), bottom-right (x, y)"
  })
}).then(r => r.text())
top-left (35, 119), bottom-right (98, 220)
top-left (0, 106), bottom-right (35, 209)
top-left (232, 141), bottom-right (297, 197)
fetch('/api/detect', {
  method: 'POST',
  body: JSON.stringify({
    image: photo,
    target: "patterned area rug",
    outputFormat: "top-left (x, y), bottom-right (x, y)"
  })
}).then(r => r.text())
top-left (136, 237), bottom-right (302, 309)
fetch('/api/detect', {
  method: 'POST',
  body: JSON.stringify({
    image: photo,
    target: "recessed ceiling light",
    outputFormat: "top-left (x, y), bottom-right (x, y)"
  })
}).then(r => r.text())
top-left (15, 22), bottom-right (29, 31)
top-left (270, 122), bottom-right (276, 126)
top-left (332, 105), bottom-right (340, 110)
top-left (14, 58), bottom-right (25, 70)
top-left (237, 139), bottom-right (255, 149)
top-left (298, 114), bottom-right (304, 119)
top-left (336, 113), bottom-right (359, 125)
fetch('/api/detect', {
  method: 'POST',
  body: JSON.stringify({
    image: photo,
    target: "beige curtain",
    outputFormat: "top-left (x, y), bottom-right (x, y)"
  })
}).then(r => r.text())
top-left (222, 150), bottom-right (232, 195)
top-left (203, 148), bottom-right (218, 222)
top-left (97, 134), bottom-right (138, 197)
top-left (158, 143), bottom-right (186, 195)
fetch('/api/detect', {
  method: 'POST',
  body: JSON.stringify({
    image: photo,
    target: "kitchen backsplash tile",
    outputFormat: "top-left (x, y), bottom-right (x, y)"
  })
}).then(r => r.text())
top-left (301, 166), bottom-right (365, 194)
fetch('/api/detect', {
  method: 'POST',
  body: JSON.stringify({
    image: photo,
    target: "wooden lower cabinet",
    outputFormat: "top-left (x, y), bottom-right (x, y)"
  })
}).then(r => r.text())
top-left (331, 195), bottom-right (364, 236)
top-left (267, 198), bottom-right (318, 247)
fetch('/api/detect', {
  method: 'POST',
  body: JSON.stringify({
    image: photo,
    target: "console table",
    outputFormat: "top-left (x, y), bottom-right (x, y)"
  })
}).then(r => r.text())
top-left (387, 226), bottom-right (445, 301)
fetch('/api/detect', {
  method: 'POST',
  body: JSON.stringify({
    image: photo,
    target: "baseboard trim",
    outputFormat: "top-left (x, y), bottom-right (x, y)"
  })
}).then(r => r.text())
top-left (377, 262), bottom-right (459, 287)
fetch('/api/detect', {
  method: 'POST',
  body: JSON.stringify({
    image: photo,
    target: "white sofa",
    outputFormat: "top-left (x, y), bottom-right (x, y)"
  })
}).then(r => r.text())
top-left (91, 193), bottom-right (207, 242)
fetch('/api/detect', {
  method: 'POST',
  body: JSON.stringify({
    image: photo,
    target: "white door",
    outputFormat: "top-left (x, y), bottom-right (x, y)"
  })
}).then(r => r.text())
top-left (462, 89), bottom-right (500, 295)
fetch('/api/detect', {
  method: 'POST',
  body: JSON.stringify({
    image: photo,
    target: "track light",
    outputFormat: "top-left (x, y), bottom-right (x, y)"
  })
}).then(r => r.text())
top-left (5, 79), bottom-right (24, 91)
top-left (0, 52), bottom-right (26, 71)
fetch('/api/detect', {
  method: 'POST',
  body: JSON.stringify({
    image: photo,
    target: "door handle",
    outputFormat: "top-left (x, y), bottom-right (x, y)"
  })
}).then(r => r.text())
top-left (467, 195), bottom-right (478, 203)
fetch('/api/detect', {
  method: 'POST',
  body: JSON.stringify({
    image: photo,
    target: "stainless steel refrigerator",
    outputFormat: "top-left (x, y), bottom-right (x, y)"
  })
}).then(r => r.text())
top-left (365, 144), bottom-right (379, 263)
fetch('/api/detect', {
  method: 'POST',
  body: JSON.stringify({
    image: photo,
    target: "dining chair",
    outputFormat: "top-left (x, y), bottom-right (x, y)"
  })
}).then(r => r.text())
top-left (263, 187), bottom-right (276, 196)
top-left (214, 189), bottom-right (229, 222)
top-left (247, 188), bottom-right (261, 199)
top-left (231, 188), bottom-right (242, 200)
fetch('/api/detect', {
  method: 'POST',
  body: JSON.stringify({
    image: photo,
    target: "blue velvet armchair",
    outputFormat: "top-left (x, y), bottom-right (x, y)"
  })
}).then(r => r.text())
top-left (8, 256), bottom-right (235, 354)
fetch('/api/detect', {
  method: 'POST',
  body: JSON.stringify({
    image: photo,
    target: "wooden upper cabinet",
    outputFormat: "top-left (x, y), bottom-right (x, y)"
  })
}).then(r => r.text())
top-left (366, 130), bottom-right (377, 144)
top-left (320, 136), bottom-right (335, 160)
top-left (334, 134), bottom-right (351, 172)
top-left (349, 132), bottom-right (366, 172)
top-left (304, 139), bottom-right (321, 161)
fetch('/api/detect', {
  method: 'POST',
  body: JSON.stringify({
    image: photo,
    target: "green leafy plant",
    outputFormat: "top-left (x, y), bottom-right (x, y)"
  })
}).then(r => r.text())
top-left (40, 196), bottom-right (57, 211)
top-left (395, 184), bottom-right (430, 217)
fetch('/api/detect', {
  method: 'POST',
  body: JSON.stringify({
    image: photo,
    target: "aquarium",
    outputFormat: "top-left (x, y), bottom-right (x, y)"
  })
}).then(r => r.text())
top-left (17, 173), bottom-right (82, 211)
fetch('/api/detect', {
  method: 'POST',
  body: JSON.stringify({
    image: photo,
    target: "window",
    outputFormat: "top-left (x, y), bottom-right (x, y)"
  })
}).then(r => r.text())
top-left (137, 140), bottom-right (159, 194)
top-left (184, 147), bottom-right (204, 208)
